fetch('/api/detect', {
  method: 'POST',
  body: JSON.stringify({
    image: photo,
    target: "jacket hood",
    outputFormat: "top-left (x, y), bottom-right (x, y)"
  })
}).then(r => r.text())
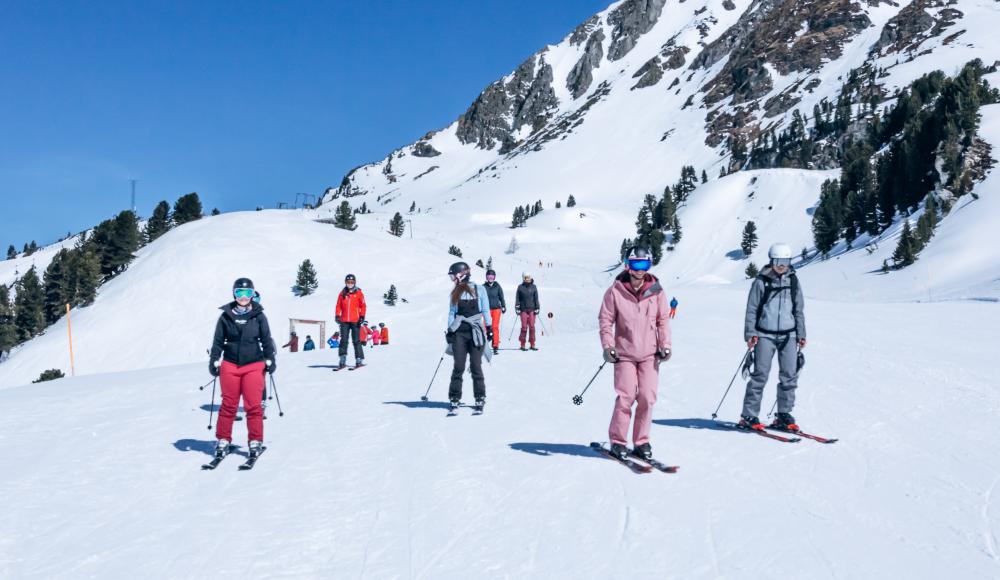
top-left (614, 271), bottom-right (663, 300)
top-left (219, 301), bottom-right (264, 317)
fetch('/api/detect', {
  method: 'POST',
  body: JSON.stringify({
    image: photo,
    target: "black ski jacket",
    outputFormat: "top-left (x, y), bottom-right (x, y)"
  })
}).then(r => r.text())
top-left (515, 282), bottom-right (540, 312)
top-left (210, 302), bottom-right (276, 366)
top-left (483, 281), bottom-right (506, 310)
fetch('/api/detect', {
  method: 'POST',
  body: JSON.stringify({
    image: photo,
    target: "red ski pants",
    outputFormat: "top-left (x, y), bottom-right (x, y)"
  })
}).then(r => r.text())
top-left (519, 311), bottom-right (536, 346)
top-left (490, 308), bottom-right (502, 348)
top-left (216, 360), bottom-right (265, 443)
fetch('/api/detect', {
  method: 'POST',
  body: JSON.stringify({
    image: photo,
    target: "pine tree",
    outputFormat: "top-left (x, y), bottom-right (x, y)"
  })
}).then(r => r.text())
top-left (145, 201), bottom-right (172, 243)
top-left (22, 243), bottom-right (29, 256)
top-left (28, 241), bottom-right (38, 255)
top-left (620, 238), bottom-right (632, 262)
top-left (334, 201), bottom-right (358, 230)
top-left (892, 220), bottom-right (917, 267)
top-left (106, 210), bottom-right (140, 278)
top-left (72, 248), bottom-right (101, 305)
top-left (745, 262), bottom-right (759, 279)
top-left (0, 284), bottom-right (15, 358)
top-left (13, 267), bottom-right (45, 342)
top-left (172, 192), bottom-right (203, 225)
top-left (505, 236), bottom-right (520, 255)
top-left (486, 256), bottom-right (493, 270)
top-left (555, 201), bottom-right (562, 208)
top-left (359, 202), bottom-right (369, 214)
top-left (388, 212), bottom-right (405, 237)
top-left (914, 194), bottom-right (938, 250)
top-left (33, 369), bottom-right (65, 383)
top-left (673, 166), bottom-right (698, 204)
top-left (409, 201), bottom-right (416, 213)
top-left (812, 179), bottom-right (843, 257)
top-left (701, 169), bottom-right (708, 184)
top-left (294, 259), bottom-right (319, 296)
top-left (211, 208), bottom-right (221, 216)
top-left (448, 245), bottom-right (463, 257)
top-left (383, 284), bottom-right (398, 306)
top-left (6, 245), bottom-right (15, 260)
top-left (567, 195), bottom-right (577, 207)
top-left (741, 221), bottom-right (758, 256)
top-left (475, 259), bottom-right (484, 268)
top-left (672, 216), bottom-right (683, 244)
top-left (511, 207), bottom-right (524, 228)
top-left (43, 249), bottom-right (73, 324)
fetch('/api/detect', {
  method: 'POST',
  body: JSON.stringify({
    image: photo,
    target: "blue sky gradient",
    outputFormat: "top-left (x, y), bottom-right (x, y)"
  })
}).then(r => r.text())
top-left (0, 0), bottom-right (610, 252)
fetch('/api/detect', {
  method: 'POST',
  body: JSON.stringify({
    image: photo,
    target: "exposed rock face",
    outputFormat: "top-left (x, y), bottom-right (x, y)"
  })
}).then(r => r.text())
top-left (567, 29), bottom-right (606, 99)
top-left (661, 44), bottom-right (690, 70)
top-left (569, 15), bottom-right (601, 46)
top-left (412, 141), bottom-right (441, 158)
top-left (607, 0), bottom-right (668, 61)
top-left (456, 55), bottom-right (558, 149)
top-left (870, 0), bottom-right (962, 57)
top-left (632, 56), bottom-right (664, 89)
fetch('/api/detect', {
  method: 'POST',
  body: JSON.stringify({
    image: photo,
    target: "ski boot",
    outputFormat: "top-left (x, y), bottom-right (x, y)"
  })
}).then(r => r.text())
top-left (632, 442), bottom-right (653, 461)
top-left (449, 398), bottom-right (461, 412)
top-left (248, 440), bottom-right (263, 458)
top-left (473, 397), bottom-right (485, 413)
top-left (737, 415), bottom-right (764, 431)
top-left (520, 344), bottom-right (527, 351)
top-left (529, 345), bottom-right (538, 351)
top-left (493, 347), bottom-right (499, 355)
top-left (355, 359), bottom-right (365, 368)
top-left (609, 443), bottom-right (629, 461)
top-left (337, 356), bottom-right (347, 370)
top-left (214, 439), bottom-right (231, 459)
top-left (769, 412), bottom-right (799, 432)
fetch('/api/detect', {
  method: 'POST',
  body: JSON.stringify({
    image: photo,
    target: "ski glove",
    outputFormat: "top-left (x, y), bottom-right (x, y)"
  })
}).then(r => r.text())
top-left (655, 348), bottom-right (671, 361)
top-left (208, 359), bottom-right (221, 377)
top-left (603, 347), bottom-right (619, 363)
top-left (486, 327), bottom-right (494, 342)
top-left (515, 307), bottom-right (521, 314)
top-left (501, 307), bottom-right (506, 314)
top-left (445, 330), bottom-right (456, 345)
top-left (265, 359), bottom-right (276, 374)
top-left (534, 309), bottom-right (540, 315)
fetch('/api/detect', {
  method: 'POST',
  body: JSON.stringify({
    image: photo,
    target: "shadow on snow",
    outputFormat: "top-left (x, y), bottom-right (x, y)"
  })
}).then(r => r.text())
top-left (382, 400), bottom-right (452, 410)
top-left (508, 442), bottom-right (596, 458)
top-left (653, 417), bottom-right (732, 431)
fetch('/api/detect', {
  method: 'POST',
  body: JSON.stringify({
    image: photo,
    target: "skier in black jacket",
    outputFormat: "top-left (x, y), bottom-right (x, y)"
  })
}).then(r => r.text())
top-left (515, 272), bottom-right (540, 351)
top-left (208, 278), bottom-right (275, 460)
top-left (483, 269), bottom-right (506, 354)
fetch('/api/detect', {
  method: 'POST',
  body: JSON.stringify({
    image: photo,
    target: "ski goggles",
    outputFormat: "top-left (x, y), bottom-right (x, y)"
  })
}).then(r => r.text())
top-left (233, 288), bottom-right (255, 299)
top-left (626, 258), bottom-right (652, 271)
top-left (771, 258), bottom-right (792, 267)
top-left (486, 274), bottom-right (496, 281)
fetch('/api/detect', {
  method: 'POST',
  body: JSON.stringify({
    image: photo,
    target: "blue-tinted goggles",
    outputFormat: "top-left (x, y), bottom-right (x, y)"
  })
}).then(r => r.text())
top-left (234, 288), bottom-right (255, 299)
top-left (627, 258), bottom-right (652, 271)
top-left (771, 258), bottom-right (792, 267)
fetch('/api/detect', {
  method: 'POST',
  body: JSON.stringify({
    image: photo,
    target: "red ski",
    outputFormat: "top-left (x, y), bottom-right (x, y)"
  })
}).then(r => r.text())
top-left (766, 426), bottom-right (838, 444)
top-left (717, 421), bottom-right (801, 443)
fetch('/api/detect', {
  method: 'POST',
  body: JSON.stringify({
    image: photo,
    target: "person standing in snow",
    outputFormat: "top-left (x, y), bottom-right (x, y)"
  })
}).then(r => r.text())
top-left (599, 248), bottom-right (672, 461)
top-left (208, 278), bottom-right (276, 460)
top-left (378, 323), bottom-right (389, 346)
top-left (335, 274), bottom-right (366, 369)
top-left (445, 261), bottom-right (492, 413)
top-left (371, 325), bottom-right (382, 346)
top-left (303, 335), bottom-right (316, 351)
top-left (515, 272), bottom-right (540, 351)
top-left (359, 322), bottom-right (370, 347)
top-left (739, 243), bottom-right (807, 432)
top-left (282, 331), bottom-right (299, 352)
top-left (327, 332), bottom-right (340, 349)
top-left (482, 269), bottom-right (506, 355)
top-left (669, 296), bottom-right (678, 319)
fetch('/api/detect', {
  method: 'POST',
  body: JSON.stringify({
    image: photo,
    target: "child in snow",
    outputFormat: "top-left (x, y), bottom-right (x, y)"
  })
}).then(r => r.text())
top-left (303, 335), bottom-right (316, 351)
top-left (599, 248), bottom-right (671, 462)
top-left (208, 278), bottom-right (276, 461)
top-left (327, 333), bottom-right (340, 349)
top-left (446, 262), bottom-right (492, 412)
top-left (371, 325), bottom-right (382, 346)
top-left (740, 243), bottom-right (807, 432)
top-left (359, 322), bottom-right (370, 347)
top-left (379, 323), bottom-right (389, 346)
top-left (282, 331), bottom-right (299, 353)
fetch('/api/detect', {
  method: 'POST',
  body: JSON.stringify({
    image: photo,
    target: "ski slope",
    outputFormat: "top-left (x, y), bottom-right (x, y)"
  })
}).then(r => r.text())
top-left (1, 283), bottom-right (999, 579)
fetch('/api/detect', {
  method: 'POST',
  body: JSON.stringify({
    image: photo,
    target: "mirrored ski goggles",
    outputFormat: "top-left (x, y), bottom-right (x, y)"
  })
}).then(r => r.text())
top-left (771, 258), bottom-right (792, 267)
top-left (233, 288), bottom-right (255, 299)
top-left (627, 258), bottom-right (652, 271)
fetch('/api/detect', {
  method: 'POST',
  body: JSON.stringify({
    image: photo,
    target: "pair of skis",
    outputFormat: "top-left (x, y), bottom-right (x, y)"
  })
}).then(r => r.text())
top-left (717, 421), bottom-right (838, 444)
top-left (201, 445), bottom-right (267, 471)
top-left (590, 442), bottom-right (679, 474)
top-left (332, 365), bottom-right (365, 372)
top-left (447, 403), bottom-right (484, 417)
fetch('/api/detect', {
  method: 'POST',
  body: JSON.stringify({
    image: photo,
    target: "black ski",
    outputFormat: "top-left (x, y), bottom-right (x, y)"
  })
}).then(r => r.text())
top-left (238, 447), bottom-right (266, 470)
top-left (201, 445), bottom-right (234, 470)
top-left (765, 426), bottom-right (838, 444)
top-left (716, 421), bottom-right (801, 443)
top-left (332, 366), bottom-right (352, 372)
top-left (472, 404), bottom-right (484, 416)
top-left (590, 442), bottom-right (652, 474)
top-left (630, 450), bottom-right (680, 473)
top-left (349, 365), bottom-right (365, 371)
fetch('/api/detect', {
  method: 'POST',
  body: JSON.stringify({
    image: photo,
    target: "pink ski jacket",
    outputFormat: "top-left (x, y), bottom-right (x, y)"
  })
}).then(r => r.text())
top-left (598, 272), bottom-right (672, 362)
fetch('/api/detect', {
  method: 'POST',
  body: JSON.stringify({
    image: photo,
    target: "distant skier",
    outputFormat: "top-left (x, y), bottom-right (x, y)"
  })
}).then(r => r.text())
top-left (208, 278), bottom-right (276, 461)
top-left (379, 323), bottom-right (389, 346)
top-left (303, 335), bottom-right (316, 351)
top-left (669, 296), bottom-right (678, 319)
top-left (599, 248), bottom-right (671, 462)
top-left (327, 332), bottom-right (340, 349)
top-left (515, 272), bottom-right (540, 351)
top-left (281, 331), bottom-right (299, 353)
top-left (335, 274), bottom-right (367, 368)
top-left (445, 261), bottom-right (492, 413)
top-left (739, 243), bottom-right (807, 432)
top-left (482, 269), bottom-right (506, 355)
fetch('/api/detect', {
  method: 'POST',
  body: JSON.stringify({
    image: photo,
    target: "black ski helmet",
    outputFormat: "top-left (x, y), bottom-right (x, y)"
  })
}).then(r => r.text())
top-left (233, 277), bottom-right (254, 291)
top-left (626, 247), bottom-right (652, 261)
top-left (448, 261), bottom-right (471, 280)
top-left (486, 269), bottom-right (496, 277)
top-left (345, 274), bottom-right (357, 283)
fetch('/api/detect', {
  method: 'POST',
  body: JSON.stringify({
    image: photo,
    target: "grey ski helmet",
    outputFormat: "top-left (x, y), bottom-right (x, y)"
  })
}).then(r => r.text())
top-left (624, 247), bottom-right (653, 271)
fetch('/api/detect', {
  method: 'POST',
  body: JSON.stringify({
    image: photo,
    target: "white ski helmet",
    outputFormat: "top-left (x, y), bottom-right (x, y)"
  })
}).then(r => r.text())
top-left (768, 243), bottom-right (793, 260)
top-left (522, 271), bottom-right (532, 280)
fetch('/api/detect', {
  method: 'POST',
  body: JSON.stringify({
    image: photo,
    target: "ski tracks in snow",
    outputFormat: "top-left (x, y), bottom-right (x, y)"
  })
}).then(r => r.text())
top-left (983, 473), bottom-right (1000, 562)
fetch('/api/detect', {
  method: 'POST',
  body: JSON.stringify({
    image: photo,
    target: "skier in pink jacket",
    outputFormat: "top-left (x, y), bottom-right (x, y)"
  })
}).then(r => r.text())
top-left (598, 247), bottom-right (672, 462)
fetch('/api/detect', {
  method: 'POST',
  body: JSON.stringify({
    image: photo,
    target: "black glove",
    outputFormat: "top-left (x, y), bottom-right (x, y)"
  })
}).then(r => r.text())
top-left (265, 358), bottom-right (276, 374)
top-left (656, 348), bottom-right (672, 361)
top-left (486, 327), bottom-right (494, 342)
top-left (208, 359), bottom-right (220, 377)
top-left (534, 309), bottom-right (540, 315)
top-left (445, 330), bottom-right (456, 345)
top-left (501, 307), bottom-right (506, 314)
top-left (515, 307), bottom-right (521, 314)
top-left (335, 316), bottom-right (342, 324)
top-left (603, 348), bottom-right (619, 363)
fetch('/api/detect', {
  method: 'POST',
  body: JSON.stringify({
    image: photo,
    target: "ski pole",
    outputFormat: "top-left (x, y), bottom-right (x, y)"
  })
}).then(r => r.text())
top-left (206, 377), bottom-right (217, 430)
top-left (198, 377), bottom-right (215, 391)
top-left (420, 355), bottom-right (446, 401)
top-left (766, 399), bottom-right (777, 419)
top-left (572, 360), bottom-right (609, 406)
top-left (269, 374), bottom-right (284, 416)
top-left (710, 348), bottom-right (752, 419)
top-left (507, 314), bottom-right (520, 342)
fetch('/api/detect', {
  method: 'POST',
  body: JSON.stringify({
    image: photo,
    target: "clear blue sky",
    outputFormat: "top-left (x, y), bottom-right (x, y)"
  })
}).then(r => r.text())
top-left (0, 0), bottom-right (610, 252)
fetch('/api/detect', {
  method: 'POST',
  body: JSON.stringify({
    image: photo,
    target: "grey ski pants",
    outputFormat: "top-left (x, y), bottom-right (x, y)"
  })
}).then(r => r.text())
top-left (742, 333), bottom-right (799, 417)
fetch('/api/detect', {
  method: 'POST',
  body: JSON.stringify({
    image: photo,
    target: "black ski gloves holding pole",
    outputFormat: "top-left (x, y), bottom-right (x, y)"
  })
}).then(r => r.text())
top-left (265, 358), bottom-right (277, 374)
top-left (208, 359), bottom-right (220, 377)
top-left (602, 347), bottom-right (619, 363)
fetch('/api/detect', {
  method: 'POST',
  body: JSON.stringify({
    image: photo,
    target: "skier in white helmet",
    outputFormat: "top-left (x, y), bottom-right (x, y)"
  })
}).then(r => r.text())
top-left (739, 243), bottom-right (807, 432)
